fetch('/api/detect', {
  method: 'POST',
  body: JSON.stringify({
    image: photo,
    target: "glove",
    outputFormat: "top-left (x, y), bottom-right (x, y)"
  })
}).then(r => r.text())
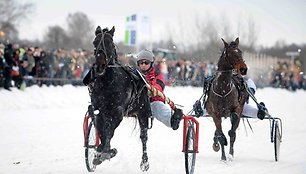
top-left (257, 102), bottom-right (267, 120)
top-left (249, 87), bottom-right (255, 95)
top-left (193, 100), bottom-right (203, 118)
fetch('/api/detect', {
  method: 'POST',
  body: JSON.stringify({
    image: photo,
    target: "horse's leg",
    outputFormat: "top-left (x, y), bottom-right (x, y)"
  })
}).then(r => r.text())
top-left (212, 116), bottom-right (222, 152)
top-left (213, 116), bottom-right (228, 161)
top-left (140, 125), bottom-right (149, 171)
top-left (95, 108), bottom-right (123, 160)
top-left (133, 88), bottom-right (151, 171)
top-left (137, 110), bottom-right (150, 171)
top-left (228, 112), bottom-right (240, 158)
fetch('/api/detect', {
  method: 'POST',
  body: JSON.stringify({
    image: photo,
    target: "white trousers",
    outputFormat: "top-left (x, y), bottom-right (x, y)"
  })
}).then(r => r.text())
top-left (242, 103), bottom-right (258, 118)
top-left (150, 101), bottom-right (173, 128)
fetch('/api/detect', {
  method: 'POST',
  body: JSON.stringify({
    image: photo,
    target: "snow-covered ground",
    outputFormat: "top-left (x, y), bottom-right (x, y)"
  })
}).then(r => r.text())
top-left (1, 85), bottom-right (306, 174)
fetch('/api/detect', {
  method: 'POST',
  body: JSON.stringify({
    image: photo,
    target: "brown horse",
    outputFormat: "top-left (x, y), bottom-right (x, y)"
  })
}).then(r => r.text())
top-left (205, 38), bottom-right (249, 161)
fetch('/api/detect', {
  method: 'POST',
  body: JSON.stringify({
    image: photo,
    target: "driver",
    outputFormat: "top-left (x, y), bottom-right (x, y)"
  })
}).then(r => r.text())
top-left (136, 49), bottom-right (183, 130)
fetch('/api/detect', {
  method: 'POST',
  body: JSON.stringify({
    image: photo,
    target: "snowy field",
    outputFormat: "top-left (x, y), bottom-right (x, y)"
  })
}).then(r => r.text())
top-left (1, 85), bottom-right (306, 174)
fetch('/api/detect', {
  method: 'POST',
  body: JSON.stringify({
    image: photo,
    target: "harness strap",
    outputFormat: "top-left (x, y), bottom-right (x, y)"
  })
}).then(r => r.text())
top-left (95, 32), bottom-right (113, 60)
top-left (121, 66), bottom-right (144, 115)
top-left (211, 81), bottom-right (234, 98)
top-left (83, 63), bottom-right (123, 86)
top-left (232, 75), bottom-right (246, 102)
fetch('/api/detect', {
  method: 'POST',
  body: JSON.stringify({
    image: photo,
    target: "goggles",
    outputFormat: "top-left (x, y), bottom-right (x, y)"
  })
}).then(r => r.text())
top-left (138, 60), bottom-right (151, 65)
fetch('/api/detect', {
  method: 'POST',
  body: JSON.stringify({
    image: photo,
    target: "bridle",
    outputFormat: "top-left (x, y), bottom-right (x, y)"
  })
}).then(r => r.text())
top-left (94, 32), bottom-right (116, 67)
top-left (218, 46), bottom-right (245, 75)
top-left (212, 46), bottom-right (245, 98)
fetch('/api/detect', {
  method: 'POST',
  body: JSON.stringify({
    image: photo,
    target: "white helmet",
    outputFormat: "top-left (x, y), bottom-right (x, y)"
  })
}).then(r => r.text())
top-left (136, 49), bottom-right (154, 63)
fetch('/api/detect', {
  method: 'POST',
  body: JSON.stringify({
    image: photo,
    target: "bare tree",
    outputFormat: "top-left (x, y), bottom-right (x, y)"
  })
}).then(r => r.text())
top-left (236, 15), bottom-right (258, 51)
top-left (219, 13), bottom-right (233, 41)
top-left (0, 21), bottom-right (18, 40)
top-left (246, 16), bottom-right (258, 51)
top-left (193, 14), bottom-right (220, 61)
top-left (43, 25), bottom-right (69, 50)
top-left (0, 0), bottom-right (34, 40)
top-left (66, 12), bottom-right (94, 50)
top-left (164, 12), bottom-right (260, 61)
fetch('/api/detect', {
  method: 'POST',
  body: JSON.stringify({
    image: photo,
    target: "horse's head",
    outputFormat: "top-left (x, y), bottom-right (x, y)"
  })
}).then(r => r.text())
top-left (92, 26), bottom-right (117, 73)
top-left (219, 38), bottom-right (247, 75)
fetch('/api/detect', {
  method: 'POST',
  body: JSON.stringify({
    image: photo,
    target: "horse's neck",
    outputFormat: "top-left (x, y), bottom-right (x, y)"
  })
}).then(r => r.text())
top-left (106, 59), bottom-right (122, 67)
top-left (216, 56), bottom-right (235, 83)
top-left (215, 71), bottom-right (233, 85)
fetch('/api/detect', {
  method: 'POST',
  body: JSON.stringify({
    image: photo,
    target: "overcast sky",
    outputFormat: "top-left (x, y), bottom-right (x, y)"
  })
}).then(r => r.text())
top-left (19, 0), bottom-right (306, 47)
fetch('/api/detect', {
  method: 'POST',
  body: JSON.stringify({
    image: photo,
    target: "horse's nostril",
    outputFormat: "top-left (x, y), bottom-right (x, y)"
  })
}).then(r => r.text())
top-left (240, 68), bottom-right (247, 75)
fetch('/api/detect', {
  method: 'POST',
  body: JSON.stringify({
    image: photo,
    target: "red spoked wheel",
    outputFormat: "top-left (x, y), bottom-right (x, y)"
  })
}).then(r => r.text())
top-left (85, 121), bottom-right (99, 172)
top-left (184, 121), bottom-right (196, 174)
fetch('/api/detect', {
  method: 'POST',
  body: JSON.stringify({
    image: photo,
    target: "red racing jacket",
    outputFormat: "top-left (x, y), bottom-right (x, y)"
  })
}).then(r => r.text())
top-left (145, 67), bottom-right (165, 103)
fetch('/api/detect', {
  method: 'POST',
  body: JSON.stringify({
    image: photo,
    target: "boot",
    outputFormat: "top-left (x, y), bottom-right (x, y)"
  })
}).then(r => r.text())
top-left (171, 108), bottom-right (183, 130)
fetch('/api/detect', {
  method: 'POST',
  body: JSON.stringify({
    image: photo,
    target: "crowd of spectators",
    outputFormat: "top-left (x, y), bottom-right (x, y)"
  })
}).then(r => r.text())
top-left (1, 42), bottom-right (305, 91)
top-left (269, 60), bottom-right (306, 91)
top-left (0, 42), bottom-right (95, 90)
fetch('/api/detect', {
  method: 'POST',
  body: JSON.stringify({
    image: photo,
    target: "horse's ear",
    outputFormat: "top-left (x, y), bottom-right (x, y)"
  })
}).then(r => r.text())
top-left (109, 26), bottom-right (115, 36)
top-left (95, 26), bottom-right (102, 36)
top-left (221, 38), bottom-right (228, 48)
top-left (234, 37), bottom-right (239, 46)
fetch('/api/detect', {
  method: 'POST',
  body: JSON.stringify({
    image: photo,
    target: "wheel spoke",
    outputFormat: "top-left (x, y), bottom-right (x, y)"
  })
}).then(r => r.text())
top-left (85, 122), bottom-right (99, 172)
top-left (185, 123), bottom-right (196, 174)
top-left (274, 122), bottom-right (281, 162)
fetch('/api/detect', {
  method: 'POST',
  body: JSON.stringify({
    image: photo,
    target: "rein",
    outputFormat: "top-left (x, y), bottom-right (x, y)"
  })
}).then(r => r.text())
top-left (216, 69), bottom-right (238, 75)
top-left (107, 65), bottom-right (123, 68)
top-left (223, 50), bottom-right (235, 70)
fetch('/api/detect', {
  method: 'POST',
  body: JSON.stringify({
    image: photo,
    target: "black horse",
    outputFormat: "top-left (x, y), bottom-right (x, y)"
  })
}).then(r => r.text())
top-left (205, 38), bottom-right (249, 161)
top-left (83, 26), bottom-right (152, 171)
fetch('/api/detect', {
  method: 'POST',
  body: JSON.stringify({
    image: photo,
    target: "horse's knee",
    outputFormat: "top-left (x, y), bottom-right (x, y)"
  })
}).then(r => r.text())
top-left (138, 114), bottom-right (149, 129)
top-left (228, 130), bottom-right (236, 137)
top-left (230, 112), bottom-right (238, 125)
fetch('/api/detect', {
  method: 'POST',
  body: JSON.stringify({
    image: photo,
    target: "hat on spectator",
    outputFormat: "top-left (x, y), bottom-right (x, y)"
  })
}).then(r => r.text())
top-left (136, 49), bottom-right (154, 63)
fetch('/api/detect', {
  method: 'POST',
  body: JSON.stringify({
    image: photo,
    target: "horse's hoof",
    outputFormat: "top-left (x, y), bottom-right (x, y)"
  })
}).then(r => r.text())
top-left (140, 159), bottom-right (150, 171)
top-left (93, 158), bottom-right (102, 165)
top-left (94, 148), bottom-right (117, 164)
top-left (213, 143), bottom-right (220, 152)
top-left (228, 154), bottom-right (234, 162)
top-left (220, 159), bottom-right (228, 164)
